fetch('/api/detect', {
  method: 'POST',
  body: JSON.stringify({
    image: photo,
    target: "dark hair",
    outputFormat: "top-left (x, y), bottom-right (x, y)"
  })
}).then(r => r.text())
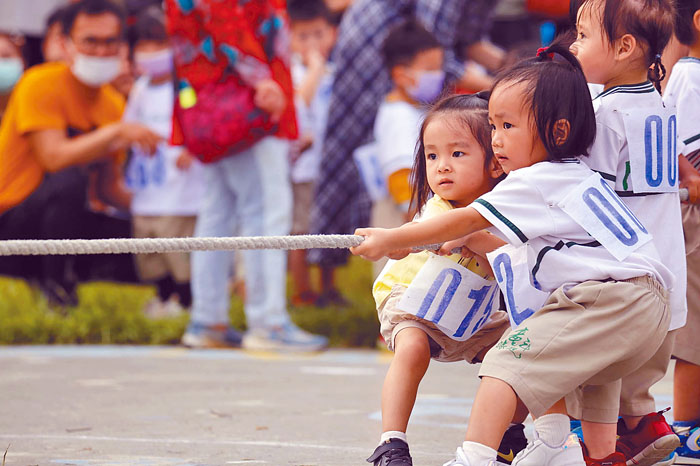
top-left (381, 19), bottom-right (441, 70)
top-left (46, 6), bottom-right (67, 31)
top-left (674, 0), bottom-right (700, 45)
top-left (129, 8), bottom-right (167, 49)
top-left (287, 0), bottom-right (333, 24)
top-left (490, 43), bottom-right (596, 161)
top-left (578, 0), bottom-right (674, 92)
top-left (409, 92), bottom-right (498, 217)
top-left (61, 0), bottom-right (127, 37)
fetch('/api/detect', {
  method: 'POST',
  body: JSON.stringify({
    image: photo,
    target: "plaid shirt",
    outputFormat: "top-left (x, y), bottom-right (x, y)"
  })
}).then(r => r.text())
top-left (309, 0), bottom-right (495, 266)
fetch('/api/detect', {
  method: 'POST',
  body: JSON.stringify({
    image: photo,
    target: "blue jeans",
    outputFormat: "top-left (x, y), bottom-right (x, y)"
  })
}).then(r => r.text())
top-left (190, 137), bottom-right (292, 330)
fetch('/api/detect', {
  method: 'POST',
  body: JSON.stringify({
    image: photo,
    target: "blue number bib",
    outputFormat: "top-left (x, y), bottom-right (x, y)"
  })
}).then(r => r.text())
top-left (487, 244), bottom-right (549, 328)
top-left (398, 255), bottom-right (499, 341)
top-left (622, 107), bottom-right (678, 193)
top-left (559, 173), bottom-right (652, 261)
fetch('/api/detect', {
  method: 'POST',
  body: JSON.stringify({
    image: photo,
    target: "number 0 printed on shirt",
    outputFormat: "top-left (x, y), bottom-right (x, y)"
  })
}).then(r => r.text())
top-left (559, 173), bottom-right (652, 261)
top-left (623, 107), bottom-right (678, 193)
top-left (398, 254), bottom-right (498, 341)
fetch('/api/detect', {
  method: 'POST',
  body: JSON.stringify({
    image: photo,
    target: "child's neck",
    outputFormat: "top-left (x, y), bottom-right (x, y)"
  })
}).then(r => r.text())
top-left (603, 66), bottom-right (649, 90)
top-left (387, 87), bottom-right (419, 106)
top-left (149, 74), bottom-right (172, 86)
top-left (689, 41), bottom-right (700, 59)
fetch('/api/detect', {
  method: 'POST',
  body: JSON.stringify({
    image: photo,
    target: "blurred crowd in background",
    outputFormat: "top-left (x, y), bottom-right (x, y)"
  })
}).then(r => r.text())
top-left (0, 0), bottom-right (568, 350)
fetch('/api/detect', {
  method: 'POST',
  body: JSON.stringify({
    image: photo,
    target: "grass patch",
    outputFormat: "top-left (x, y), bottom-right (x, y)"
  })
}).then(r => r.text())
top-left (0, 256), bottom-right (379, 347)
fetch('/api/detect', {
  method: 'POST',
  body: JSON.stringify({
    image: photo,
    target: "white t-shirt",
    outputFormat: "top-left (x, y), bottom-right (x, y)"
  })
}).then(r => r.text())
top-left (470, 160), bottom-right (673, 294)
top-left (124, 77), bottom-right (205, 216)
top-left (290, 58), bottom-right (334, 184)
top-left (664, 57), bottom-right (700, 166)
top-left (585, 82), bottom-right (686, 330)
top-left (373, 100), bottom-right (424, 181)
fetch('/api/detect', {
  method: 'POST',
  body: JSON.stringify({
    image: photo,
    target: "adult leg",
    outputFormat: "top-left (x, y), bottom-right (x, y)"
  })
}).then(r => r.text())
top-left (189, 158), bottom-right (239, 327)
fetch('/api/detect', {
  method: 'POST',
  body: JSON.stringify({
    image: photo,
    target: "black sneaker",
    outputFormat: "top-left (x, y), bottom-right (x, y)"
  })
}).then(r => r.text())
top-left (366, 439), bottom-right (413, 466)
top-left (497, 423), bottom-right (528, 464)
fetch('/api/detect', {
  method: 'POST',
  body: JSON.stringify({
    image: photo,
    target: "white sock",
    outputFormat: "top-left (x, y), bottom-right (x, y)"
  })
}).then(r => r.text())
top-left (460, 441), bottom-right (497, 465)
top-left (379, 430), bottom-right (407, 446)
top-left (534, 414), bottom-right (571, 446)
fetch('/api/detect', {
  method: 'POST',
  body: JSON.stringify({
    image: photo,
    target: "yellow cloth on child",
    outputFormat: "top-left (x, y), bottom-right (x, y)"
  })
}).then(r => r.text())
top-left (372, 194), bottom-right (492, 308)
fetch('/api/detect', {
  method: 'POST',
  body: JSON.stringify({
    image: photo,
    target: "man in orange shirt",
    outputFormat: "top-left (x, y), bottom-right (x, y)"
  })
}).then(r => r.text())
top-left (0, 0), bottom-right (160, 303)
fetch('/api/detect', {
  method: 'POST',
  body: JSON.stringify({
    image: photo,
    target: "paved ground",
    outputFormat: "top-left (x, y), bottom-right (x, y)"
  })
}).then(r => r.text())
top-left (0, 346), bottom-right (676, 466)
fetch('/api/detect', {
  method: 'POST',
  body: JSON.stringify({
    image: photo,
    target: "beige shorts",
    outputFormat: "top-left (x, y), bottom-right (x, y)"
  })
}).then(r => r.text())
top-left (674, 204), bottom-right (700, 365)
top-left (291, 182), bottom-right (314, 235)
top-left (378, 285), bottom-right (511, 363)
top-left (132, 215), bottom-right (196, 283)
top-left (480, 276), bottom-right (670, 419)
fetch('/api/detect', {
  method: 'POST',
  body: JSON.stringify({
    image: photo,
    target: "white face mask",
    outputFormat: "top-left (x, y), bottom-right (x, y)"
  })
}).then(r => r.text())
top-left (0, 58), bottom-right (23, 93)
top-left (71, 52), bottom-right (121, 87)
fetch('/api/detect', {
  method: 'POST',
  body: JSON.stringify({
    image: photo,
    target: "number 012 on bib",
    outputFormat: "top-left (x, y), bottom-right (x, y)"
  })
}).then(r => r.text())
top-left (397, 254), bottom-right (499, 341)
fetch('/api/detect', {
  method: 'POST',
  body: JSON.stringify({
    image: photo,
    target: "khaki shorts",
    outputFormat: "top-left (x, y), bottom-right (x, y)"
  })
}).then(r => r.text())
top-left (291, 182), bottom-right (314, 235)
top-left (378, 285), bottom-right (511, 363)
top-left (674, 204), bottom-right (700, 365)
top-left (480, 276), bottom-right (670, 419)
top-left (132, 215), bottom-right (196, 283)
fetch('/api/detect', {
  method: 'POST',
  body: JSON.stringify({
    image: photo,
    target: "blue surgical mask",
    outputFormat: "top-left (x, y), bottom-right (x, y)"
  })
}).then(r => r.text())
top-left (0, 58), bottom-right (23, 93)
top-left (408, 69), bottom-right (445, 103)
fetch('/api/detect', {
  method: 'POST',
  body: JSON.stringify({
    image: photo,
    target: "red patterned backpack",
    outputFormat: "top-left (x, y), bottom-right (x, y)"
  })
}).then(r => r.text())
top-left (165, 0), bottom-right (297, 163)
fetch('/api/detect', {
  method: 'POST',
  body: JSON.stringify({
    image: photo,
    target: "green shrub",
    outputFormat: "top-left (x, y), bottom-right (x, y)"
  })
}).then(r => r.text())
top-left (0, 256), bottom-right (379, 347)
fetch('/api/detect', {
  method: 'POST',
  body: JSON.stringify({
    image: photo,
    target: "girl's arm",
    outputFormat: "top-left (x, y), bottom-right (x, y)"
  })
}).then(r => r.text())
top-left (351, 206), bottom-right (492, 261)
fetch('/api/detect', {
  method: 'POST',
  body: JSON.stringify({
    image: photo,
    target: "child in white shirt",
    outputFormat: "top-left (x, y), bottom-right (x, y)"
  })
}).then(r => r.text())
top-left (124, 11), bottom-right (204, 315)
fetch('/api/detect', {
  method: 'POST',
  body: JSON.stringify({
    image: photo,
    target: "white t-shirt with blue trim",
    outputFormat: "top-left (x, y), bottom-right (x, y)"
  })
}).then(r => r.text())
top-left (585, 81), bottom-right (686, 330)
top-left (470, 160), bottom-right (673, 295)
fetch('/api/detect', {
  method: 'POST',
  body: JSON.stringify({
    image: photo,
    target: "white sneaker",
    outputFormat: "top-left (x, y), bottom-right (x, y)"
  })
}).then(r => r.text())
top-left (442, 447), bottom-right (508, 466)
top-left (511, 433), bottom-right (585, 466)
top-left (242, 322), bottom-right (328, 352)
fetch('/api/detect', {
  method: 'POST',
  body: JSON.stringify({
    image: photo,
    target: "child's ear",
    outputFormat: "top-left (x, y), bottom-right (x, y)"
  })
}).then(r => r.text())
top-left (553, 119), bottom-right (571, 146)
top-left (392, 65), bottom-right (414, 90)
top-left (615, 33), bottom-right (638, 61)
top-left (694, 10), bottom-right (700, 33)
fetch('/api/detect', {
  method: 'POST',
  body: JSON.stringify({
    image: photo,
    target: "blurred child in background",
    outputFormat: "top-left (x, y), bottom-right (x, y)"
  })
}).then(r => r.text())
top-left (370, 20), bottom-right (445, 275)
top-left (124, 9), bottom-right (204, 317)
top-left (287, 0), bottom-right (344, 307)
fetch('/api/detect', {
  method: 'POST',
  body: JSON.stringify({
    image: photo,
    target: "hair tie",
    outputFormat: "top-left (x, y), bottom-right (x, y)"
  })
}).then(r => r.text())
top-left (654, 53), bottom-right (662, 61)
top-left (537, 47), bottom-right (554, 60)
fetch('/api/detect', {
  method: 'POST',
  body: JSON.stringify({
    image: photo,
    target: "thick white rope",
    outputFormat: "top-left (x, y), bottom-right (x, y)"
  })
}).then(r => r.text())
top-left (0, 189), bottom-right (689, 256)
top-left (0, 235), bottom-right (365, 256)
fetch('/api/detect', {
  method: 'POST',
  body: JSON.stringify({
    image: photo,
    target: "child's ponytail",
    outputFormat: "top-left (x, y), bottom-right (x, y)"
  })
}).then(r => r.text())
top-left (648, 53), bottom-right (666, 93)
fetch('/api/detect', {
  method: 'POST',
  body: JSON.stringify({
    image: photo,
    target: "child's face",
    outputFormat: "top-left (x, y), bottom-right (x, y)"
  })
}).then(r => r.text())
top-left (488, 81), bottom-right (548, 174)
top-left (290, 18), bottom-right (336, 64)
top-left (570, 1), bottom-right (616, 84)
top-left (394, 47), bottom-right (445, 102)
top-left (423, 115), bottom-right (496, 207)
top-left (134, 40), bottom-right (173, 78)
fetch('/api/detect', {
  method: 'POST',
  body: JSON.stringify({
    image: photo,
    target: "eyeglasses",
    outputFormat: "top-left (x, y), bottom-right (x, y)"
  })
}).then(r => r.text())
top-left (72, 35), bottom-right (123, 54)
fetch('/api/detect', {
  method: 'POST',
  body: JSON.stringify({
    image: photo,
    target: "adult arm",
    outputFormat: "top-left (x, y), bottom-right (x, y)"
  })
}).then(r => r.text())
top-left (27, 122), bottom-right (161, 173)
top-left (680, 151), bottom-right (700, 203)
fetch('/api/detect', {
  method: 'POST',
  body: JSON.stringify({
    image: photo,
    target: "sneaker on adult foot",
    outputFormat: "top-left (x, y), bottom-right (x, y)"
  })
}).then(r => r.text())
top-left (181, 322), bottom-right (243, 348)
top-left (242, 322), bottom-right (328, 352)
top-left (367, 439), bottom-right (412, 465)
top-left (511, 432), bottom-right (585, 466)
top-left (616, 410), bottom-right (680, 466)
top-left (672, 421), bottom-right (700, 465)
top-left (498, 423), bottom-right (528, 464)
